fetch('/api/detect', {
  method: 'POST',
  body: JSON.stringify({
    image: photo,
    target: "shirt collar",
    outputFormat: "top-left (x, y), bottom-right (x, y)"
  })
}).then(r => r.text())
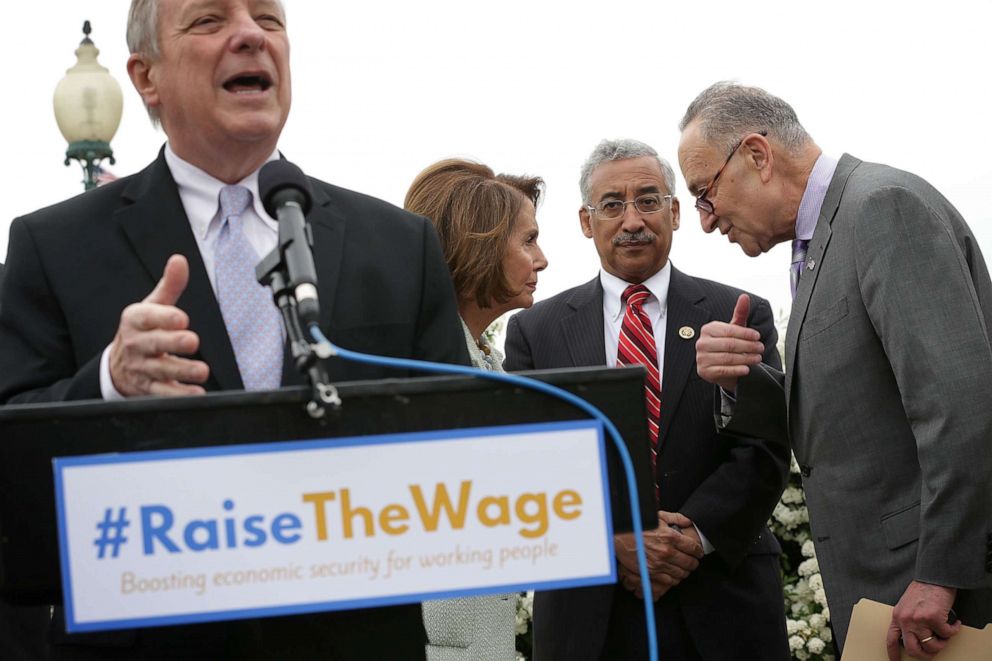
top-left (164, 143), bottom-right (280, 240)
top-left (795, 152), bottom-right (839, 242)
top-left (601, 261), bottom-right (672, 322)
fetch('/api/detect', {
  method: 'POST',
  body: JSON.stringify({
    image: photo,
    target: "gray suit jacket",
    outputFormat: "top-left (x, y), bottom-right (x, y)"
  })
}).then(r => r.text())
top-left (727, 154), bottom-right (992, 649)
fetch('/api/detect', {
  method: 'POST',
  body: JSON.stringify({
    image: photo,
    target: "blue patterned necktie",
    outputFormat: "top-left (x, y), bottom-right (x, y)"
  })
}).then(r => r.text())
top-left (215, 185), bottom-right (284, 390)
top-left (790, 239), bottom-right (810, 298)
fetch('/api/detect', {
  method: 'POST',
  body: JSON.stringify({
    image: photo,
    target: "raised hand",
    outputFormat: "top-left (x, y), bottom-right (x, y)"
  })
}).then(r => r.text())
top-left (109, 255), bottom-right (210, 396)
top-left (696, 293), bottom-right (764, 393)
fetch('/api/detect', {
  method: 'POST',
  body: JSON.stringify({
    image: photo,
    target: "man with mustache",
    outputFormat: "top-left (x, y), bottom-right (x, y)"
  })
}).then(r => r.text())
top-left (0, 0), bottom-right (465, 658)
top-left (504, 139), bottom-right (790, 660)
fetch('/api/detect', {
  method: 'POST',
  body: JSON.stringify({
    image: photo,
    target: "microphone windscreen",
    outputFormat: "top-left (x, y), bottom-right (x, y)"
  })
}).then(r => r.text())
top-left (259, 160), bottom-right (314, 217)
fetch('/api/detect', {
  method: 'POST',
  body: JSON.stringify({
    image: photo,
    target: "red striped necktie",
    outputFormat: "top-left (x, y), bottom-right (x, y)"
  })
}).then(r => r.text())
top-left (616, 284), bottom-right (661, 483)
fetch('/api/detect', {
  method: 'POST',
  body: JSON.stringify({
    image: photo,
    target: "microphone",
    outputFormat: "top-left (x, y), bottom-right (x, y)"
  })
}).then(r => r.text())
top-left (259, 160), bottom-right (320, 326)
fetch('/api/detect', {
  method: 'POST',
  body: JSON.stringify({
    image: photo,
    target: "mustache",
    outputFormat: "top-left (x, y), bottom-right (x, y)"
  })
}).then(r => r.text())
top-left (613, 231), bottom-right (656, 246)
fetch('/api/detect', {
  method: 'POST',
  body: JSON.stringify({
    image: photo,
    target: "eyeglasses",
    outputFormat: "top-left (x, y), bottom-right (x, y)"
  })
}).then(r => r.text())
top-left (694, 130), bottom-right (767, 215)
top-left (586, 193), bottom-right (673, 220)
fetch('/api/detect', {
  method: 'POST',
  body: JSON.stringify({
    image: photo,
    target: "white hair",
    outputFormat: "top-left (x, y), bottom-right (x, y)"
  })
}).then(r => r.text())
top-left (579, 139), bottom-right (676, 204)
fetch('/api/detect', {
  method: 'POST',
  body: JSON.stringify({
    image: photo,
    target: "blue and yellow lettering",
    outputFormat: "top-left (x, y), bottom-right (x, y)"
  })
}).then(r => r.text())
top-left (271, 513), bottom-right (302, 544)
top-left (140, 505), bottom-right (181, 555)
top-left (137, 501), bottom-right (301, 553)
top-left (183, 520), bottom-right (220, 551)
top-left (223, 499), bottom-right (237, 548)
top-left (243, 514), bottom-right (267, 547)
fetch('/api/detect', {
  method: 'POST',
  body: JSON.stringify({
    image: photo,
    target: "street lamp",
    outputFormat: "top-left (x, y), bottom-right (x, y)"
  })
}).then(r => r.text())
top-left (53, 21), bottom-right (123, 191)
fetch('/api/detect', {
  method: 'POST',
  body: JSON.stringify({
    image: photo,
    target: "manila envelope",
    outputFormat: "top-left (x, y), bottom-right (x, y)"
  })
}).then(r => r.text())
top-left (842, 598), bottom-right (992, 660)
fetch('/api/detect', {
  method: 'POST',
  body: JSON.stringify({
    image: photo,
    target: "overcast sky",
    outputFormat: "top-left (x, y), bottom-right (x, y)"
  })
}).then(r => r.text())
top-left (3, 0), bottom-right (990, 326)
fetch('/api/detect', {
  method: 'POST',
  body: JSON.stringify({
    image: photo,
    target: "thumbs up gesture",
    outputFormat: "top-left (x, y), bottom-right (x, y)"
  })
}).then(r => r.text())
top-left (108, 255), bottom-right (210, 396)
top-left (695, 294), bottom-right (764, 393)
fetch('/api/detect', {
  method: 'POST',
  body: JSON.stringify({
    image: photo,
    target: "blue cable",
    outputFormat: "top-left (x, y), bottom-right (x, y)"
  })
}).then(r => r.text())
top-left (309, 326), bottom-right (660, 661)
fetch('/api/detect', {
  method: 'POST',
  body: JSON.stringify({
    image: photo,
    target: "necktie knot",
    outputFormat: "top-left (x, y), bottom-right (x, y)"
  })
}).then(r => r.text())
top-left (219, 185), bottom-right (253, 227)
top-left (622, 284), bottom-right (651, 308)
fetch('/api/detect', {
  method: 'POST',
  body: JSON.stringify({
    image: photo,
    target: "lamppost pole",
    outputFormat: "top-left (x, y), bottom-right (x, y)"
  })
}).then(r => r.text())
top-left (53, 21), bottom-right (123, 191)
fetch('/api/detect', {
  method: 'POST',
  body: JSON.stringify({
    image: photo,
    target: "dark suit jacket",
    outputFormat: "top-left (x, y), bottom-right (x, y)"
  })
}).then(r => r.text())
top-left (504, 267), bottom-right (790, 660)
top-left (0, 150), bottom-right (468, 659)
top-left (0, 149), bottom-right (468, 404)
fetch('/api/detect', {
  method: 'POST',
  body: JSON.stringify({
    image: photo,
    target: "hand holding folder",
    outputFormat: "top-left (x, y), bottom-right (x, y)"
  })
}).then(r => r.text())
top-left (842, 599), bottom-right (992, 660)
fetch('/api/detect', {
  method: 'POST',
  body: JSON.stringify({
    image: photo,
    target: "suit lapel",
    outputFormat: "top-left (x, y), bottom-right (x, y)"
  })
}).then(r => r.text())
top-left (558, 270), bottom-right (706, 450)
top-left (785, 154), bottom-right (859, 399)
top-left (115, 150), bottom-right (243, 391)
top-left (658, 268), bottom-right (709, 449)
top-left (562, 277), bottom-right (608, 367)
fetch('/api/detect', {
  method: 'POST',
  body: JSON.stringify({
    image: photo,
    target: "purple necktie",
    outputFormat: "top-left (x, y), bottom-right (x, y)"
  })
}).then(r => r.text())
top-left (215, 185), bottom-right (284, 390)
top-left (790, 239), bottom-right (810, 298)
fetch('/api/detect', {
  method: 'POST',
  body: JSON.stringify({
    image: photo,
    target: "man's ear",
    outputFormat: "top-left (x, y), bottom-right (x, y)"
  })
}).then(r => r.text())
top-left (579, 207), bottom-right (594, 239)
top-left (127, 53), bottom-right (160, 110)
top-left (742, 132), bottom-right (774, 183)
top-left (670, 196), bottom-right (680, 231)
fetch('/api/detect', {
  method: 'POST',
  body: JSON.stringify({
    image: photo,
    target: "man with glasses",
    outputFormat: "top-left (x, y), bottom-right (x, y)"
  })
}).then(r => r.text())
top-left (678, 81), bottom-right (992, 659)
top-left (504, 139), bottom-right (790, 660)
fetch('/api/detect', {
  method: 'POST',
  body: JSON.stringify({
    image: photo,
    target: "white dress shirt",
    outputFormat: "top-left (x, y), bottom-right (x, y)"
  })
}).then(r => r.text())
top-left (601, 263), bottom-right (714, 554)
top-left (99, 144), bottom-right (281, 400)
top-left (600, 264), bottom-right (670, 371)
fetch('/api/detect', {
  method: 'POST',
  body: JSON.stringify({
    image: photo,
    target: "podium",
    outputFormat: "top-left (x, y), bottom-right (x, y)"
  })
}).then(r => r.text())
top-left (0, 366), bottom-right (656, 607)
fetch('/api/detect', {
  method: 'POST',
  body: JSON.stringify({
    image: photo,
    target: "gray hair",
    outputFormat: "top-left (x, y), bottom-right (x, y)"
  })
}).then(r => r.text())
top-left (127, 0), bottom-right (160, 58)
top-left (678, 81), bottom-right (811, 155)
top-left (127, 0), bottom-right (162, 124)
top-left (579, 139), bottom-right (677, 205)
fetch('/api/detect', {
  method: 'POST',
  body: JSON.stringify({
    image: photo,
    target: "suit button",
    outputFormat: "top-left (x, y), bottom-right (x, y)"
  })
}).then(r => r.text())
top-left (800, 464), bottom-right (812, 477)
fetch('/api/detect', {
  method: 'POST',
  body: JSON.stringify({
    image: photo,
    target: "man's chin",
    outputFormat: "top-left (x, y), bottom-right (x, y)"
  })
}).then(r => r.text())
top-left (726, 232), bottom-right (765, 257)
top-left (731, 239), bottom-right (764, 258)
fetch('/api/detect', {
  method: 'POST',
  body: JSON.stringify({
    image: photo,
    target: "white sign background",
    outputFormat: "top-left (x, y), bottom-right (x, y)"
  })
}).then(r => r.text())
top-left (54, 420), bottom-right (615, 632)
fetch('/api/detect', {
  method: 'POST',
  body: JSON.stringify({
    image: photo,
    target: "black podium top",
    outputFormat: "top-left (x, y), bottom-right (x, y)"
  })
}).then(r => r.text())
top-left (0, 366), bottom-right (656, 604)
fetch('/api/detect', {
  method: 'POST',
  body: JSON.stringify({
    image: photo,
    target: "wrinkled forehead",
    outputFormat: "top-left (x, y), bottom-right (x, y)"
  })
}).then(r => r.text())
top-left (678, 131), bottom-right (723, 196)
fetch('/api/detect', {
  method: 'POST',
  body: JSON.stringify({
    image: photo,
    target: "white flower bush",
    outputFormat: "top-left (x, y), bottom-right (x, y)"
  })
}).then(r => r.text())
top-left (515, 591), bottom-right (534, 659)
top-left (772, 455), bottom-right (834, 661)
top-left (515, 591), bottom-right (533, 635)
top-left (769, 309), bottom-right (834, 660)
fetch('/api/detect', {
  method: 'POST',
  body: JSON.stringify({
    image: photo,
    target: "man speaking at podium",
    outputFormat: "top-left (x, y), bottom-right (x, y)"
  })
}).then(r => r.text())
top-left (0, 0), bottom-right (466, 658)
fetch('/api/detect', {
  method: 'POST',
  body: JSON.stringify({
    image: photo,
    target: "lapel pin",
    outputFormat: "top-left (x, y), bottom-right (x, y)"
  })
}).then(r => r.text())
top-left (678, 326), bottom-right (695, 340)
top-left (807, 258), bottom-right (816, 271)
